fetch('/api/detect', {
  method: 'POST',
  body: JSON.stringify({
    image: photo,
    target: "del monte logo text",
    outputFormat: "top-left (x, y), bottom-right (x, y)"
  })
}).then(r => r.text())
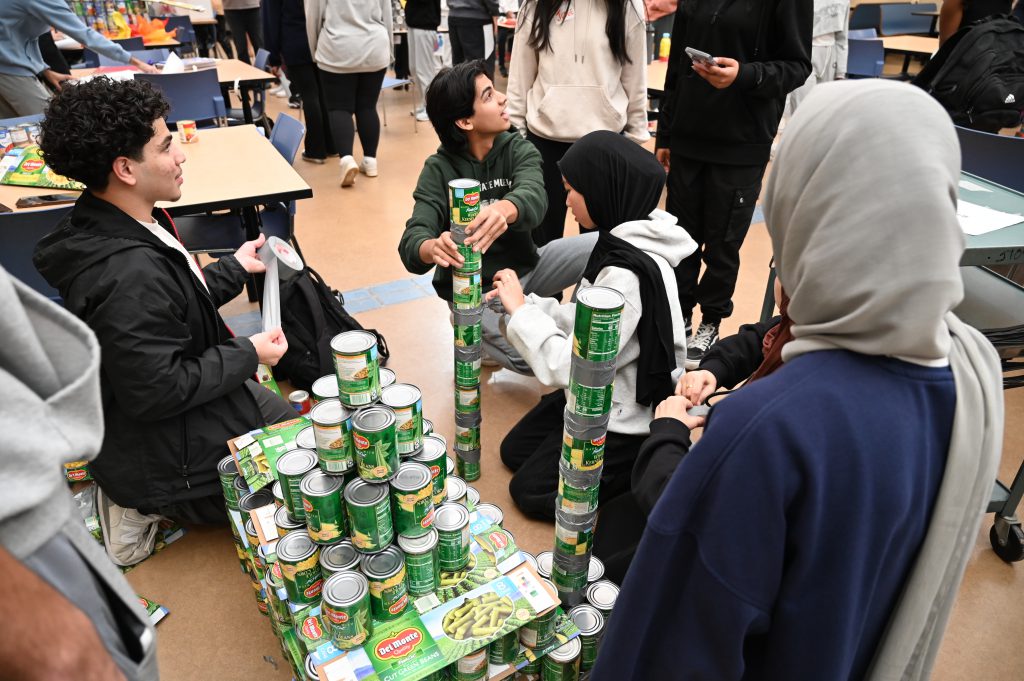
top-left (376, 627), bottom-right (422, 660)
top-left (354, 433), bottom-right (370, 450)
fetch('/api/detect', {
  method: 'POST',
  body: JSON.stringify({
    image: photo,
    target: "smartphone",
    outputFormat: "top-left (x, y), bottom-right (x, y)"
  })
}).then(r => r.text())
top-left (685, 47), bottom-right (720, 68)
top-left (15, 193), bottom-right (79, 209)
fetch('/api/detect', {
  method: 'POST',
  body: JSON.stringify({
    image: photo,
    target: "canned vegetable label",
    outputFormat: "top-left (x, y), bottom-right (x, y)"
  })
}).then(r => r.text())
top-left (413, 435), bottom-right (449, 506)
top-left (551, 562), bottom-right (589, 592)
top-left (557, 477), bottom-right (601, 515)
top-left (331, 331), bottom-right (381, 407)
top-left (555, 522), bottom-right (594, 556)
top-left (488, 628), bottom-right (520, 665)
top-left (561, 431), bottom-right (606, 471)
top-left (434, 504), bottom-right (471, 572)
top-left (542, 646), bottom-right (581, 680)
top-left (455, 425), bottom-right (481, 452)
top-left (449, 179), bottom-right (482, 225)
top-left (277, 448), bottom-right (319, 519)
top-left (381, 385), bottom-right (423, 456)
top-left (519, 609), bottom-right (555, 649)
top-left (352, 407), bottom-right (399, 482)
top-left (452, 271), bottom-right (482, 310)
top-left (454, 322), bottom-right (482, 348)
top-left (345, 479), bottom-right (395, 552)
top-left (277, 532), bottom-right (323, 605)
top-left (456, 454), bottom-right (480, 483)
top-left (362, 547), bottom-right (409, 621)
top-left (572, 287), bottom-right (625, 362)
top-left (311, 399), bottom-right (354, 474)
top-left (569, 605), bottom-right (604, 672)
top-left (456, 242), bottom-right (482, 273)
top-left (300, 472), bottom-right (347, 544)
top-left (390, 464), bottom-right (435, 537)
top-left (455, 385), bottom-right (481, 414)
top-left (322, 571), bottom-right (373, 649)
top-left (454, 355), bottom-right (482, 388)
top-left (567, 379), bottom-right (614, 418)
top-left (398, 529), bottom-right (440, 597)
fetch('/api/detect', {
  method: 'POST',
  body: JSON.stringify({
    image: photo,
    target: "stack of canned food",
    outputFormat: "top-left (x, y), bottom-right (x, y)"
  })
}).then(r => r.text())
top-left (449, 178), bottom-right (484, 483)
top-left (553, 287), bottom-right (626, 608)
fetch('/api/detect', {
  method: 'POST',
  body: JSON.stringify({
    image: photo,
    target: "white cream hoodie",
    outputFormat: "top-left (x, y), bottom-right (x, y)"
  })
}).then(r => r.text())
top-left (506, 0), bottom-right (650, 144)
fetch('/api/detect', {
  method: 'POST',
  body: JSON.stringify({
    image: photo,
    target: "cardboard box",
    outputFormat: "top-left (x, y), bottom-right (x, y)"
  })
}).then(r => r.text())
top-left (229, 416), bottom-right (310, 492)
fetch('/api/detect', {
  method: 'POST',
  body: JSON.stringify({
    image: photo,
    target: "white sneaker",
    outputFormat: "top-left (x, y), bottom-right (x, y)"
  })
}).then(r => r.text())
top-left (339, 155), bottom-right (358, 187)
top-left (360, 157), bottom-right (378, 177)
top-left (414, 108), bottom-right (430, 122)
top-left (272, 87), bottom-right (290, 98)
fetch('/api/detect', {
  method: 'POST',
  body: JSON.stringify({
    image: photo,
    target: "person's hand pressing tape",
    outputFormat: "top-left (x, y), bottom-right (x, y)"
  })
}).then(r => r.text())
top-left (250, 327), bottom-right (288, 366)
top-left (234, 234), bottom-right (267, 274)
top-left (655, 395), bottom-right (706, 430)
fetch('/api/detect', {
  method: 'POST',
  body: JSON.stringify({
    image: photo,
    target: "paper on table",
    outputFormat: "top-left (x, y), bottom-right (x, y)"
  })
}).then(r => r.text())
top-left (957, 199), bottom-right (1024, 236)
top-left (959, 179), bottom-right (992, 193)
top-left (162, 52), bottom-right (185, 74)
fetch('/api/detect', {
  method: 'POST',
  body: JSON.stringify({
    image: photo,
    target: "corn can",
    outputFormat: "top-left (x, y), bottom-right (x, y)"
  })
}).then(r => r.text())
top-left (276, 530), bottom-right (324, 605)
top-left (413, 434), bottom-right (449, 506)
top-left (397, 528), bottom-right (440, 597)
top-left (275, 504), bottom-right (305, 538)
top-left (277, 448), bottom-right (319, 519)
top-left (569, 604), bottom-right (604, 672)
top-left (319, 539), bottom-right (361, 576)
top-left (322, 570), bottom-right (373, 649)
top-left (390, 462), bottom-right (435, 537)
top-left (560, 429), bottom-right (606, 472)
top-left (311, 374), bottom-right (339, 403)
top-left (331, 330), bottom-right (381, 407)
top-left (310, 399), bottom-right (355, 474)
top-left (344, 478), bottom-right (394, 553)
top-left (448, 178), bottom-right (482, 225)
top-left (361, 545), bottom-right (409, 621)
top-left (352, 406), bottom-right (400, 482)
top-left (380, 384), bottom-right (424, 456)
top-left (300, 470), bottom-right (347, 544)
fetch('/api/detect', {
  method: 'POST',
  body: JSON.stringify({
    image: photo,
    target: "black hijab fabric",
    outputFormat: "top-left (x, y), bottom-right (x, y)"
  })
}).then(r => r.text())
top-left (559, 130), bottom-right (676, 407)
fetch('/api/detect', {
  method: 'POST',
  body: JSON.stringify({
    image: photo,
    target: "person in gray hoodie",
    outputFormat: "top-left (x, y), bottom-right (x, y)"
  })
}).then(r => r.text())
top-left (487, 130), bottom-right (697, 520)
top-left (0, 265), bottom-right (158, 680)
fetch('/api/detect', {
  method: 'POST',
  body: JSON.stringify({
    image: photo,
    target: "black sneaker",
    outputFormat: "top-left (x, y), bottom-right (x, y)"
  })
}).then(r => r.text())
top-left (288, 94), bottom-right (302, 109)
top-left (685, 322), bottom-right (719, 369)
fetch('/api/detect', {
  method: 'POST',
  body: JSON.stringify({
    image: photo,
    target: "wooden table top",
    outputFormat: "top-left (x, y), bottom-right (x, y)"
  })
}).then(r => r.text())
top-left (72, 58), bottom-right (275, 87)
top-left (648, 60), bottom-right (667, 93)
top-left (58, 37), bottom-right (181, 50)
top-left (0, 125), bottom-right (311, 216)
top-left (881, 35), bottom-right (939, 55)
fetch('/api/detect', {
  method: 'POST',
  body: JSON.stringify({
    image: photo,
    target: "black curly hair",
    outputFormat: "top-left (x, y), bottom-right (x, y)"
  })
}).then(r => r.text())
top-left (39, 77), bottom-right (170, 191)
top-left (425, 60), bottom-right (489, 152)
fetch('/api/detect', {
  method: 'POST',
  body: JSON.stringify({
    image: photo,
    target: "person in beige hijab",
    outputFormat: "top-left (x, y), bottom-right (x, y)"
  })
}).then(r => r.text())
top-left (590, 79), bottom-right (1003, 681)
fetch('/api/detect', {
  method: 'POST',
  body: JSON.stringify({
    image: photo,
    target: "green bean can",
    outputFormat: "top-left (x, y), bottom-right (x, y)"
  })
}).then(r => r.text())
top-left (560, 430), bottom-right (606, 472)
top-left (455, 423), bottom-right (481, 451)
top-left (456, 451), bottom-right (481, 482)
top-left (572, 286), bottom-right (625, 362)
top-left (452, 270), bottom-right (482, 310)
top-left (275, 504), bottom-right (305, 538)
top-left (519, 580), bottom-right (558, 649)
top-left (456, 242), bottom-right (482, 273)
top-left (322, 570), bottom-right (373, 649)
top-left (413, 435), bottom-right (449, 506)
top-left (541, 637), bottom-right (581, 680)
top-left (568, 604), bottom-right (604, 672)
top-left (449, 178), bottom-right (482, 226)
top-left (567, 379), bottom-right (614, 418)
top-left (380, 384), bottom-right (424, 457)
top-left (319, 539), bottom-right (361, 576)
top-left (311, 374), bottom-right (339, 403)
top-left (361, 545), bottom-right (410, 620)
top-left (300, 470), bottom-right (347, 544)
top-left (397, 528), bottom-right (440, 597)
top-left (454, 352), bottom-right (482, 389)
top-left (310, 399), bottom-right (354, 474)
top-left (488, 628), bottom-right (520, 665)
top-left (277, 448), bottom-right (319, 519)
top-left (390, 462), bottom-right (435, 537)
top-left (344, 478), bottom-right (394, 553)
top-left (218, 455), bottom-right (241, 510)
top-left (434, 503), bottom-right (471, 572)
top-left (454, 648), bottom-right (488, 681)
top-left (454, 321), bottom-right (482, 348)
top-left (352, 406), bottom-right (400, 482)
top-left (557, 476), bottom-right (601, 515)
top-left (276, 530), bottom-right (324, 605)
top-left (331, 330), bottom-right (381, 408)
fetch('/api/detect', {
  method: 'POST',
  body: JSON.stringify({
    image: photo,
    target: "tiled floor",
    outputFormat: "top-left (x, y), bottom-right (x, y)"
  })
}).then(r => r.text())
top-left (137, 70), bottom-right (1024, 681)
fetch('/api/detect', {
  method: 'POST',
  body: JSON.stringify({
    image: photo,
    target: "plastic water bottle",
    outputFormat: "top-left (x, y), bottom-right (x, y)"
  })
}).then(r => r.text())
top-left (658, 33), bottom-right (671, 62)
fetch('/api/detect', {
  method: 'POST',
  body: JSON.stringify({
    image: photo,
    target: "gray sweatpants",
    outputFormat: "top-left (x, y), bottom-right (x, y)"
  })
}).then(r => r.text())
top-left (482, 231), bottom-right (599, 374)
top-left (408, 28), bottom-right (441, 112)
top-left (0, 73), bottom-right (51, 118)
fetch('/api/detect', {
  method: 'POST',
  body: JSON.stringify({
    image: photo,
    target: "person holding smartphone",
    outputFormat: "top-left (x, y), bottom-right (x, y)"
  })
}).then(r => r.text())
top-left (654, 0), bottom-right (811, 367)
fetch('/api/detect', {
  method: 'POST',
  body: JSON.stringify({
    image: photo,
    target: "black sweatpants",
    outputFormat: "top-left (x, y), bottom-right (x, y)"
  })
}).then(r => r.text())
top-left (225, 8), bottom-right (263, 65)
top-left (449, 19), bottom-right (496, 77)
top-left (288, 62), bottom-right (336, 159)
top-left (500, 391), bottom-right (647, 521)
top-left (497, 26), bottom-right (514, 73)
top-left (139, 380), bottom-right (294, 525)
top-left (320, 69), bottom-right (386, 158)
top-left (666, 155), bottom-right (765, 325)
top-left (526, 131), bottom-right (576, 247)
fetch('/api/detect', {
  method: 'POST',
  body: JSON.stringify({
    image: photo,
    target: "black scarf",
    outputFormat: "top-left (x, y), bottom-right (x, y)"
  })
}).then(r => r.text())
top-left (559, 131), bottom-right (676, 407)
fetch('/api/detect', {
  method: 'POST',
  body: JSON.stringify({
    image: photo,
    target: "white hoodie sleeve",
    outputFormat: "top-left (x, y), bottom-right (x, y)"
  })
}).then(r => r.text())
top-left (305, 0), bottom-right (324, 62)
top-left (621, 1), bottom-right (651, 144)
top-left (383, 0), bottom-right (395, 64)
top-left (506, 0), bottom-right (538, 136)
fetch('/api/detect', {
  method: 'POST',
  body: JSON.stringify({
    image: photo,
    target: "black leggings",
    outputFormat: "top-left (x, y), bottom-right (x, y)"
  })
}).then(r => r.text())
top-left (500, 391), bottom-right (647, 521)
top-left (320, 69), bottom-right (386, 158)
top-left (287, 63), bottom-right (336, 159)
top-left (224, 8), bottom-right (263, 65)
top-left (526, 131), bottom-right (574, 247)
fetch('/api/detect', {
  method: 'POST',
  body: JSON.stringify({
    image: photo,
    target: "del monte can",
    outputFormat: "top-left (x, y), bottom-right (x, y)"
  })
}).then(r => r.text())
top-left (361, 545), bottom-right (409, 621)
top-left (331, 331), bottom-right (381, 408)
top-left (573, 286), bottom-right (625, 362)
top-left (322, 570), bottom-right (373, 649)
top-left (389, 462), bottom-right (435, 538)
top-left (381, 383), bottom-right (424, 457)
top-left (352, 406), bottom-right (400, 482)
top-left (277, 530), bottom-right (323, 605)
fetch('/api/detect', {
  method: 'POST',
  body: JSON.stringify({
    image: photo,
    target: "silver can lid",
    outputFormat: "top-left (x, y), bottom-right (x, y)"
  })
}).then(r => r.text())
top-left (217, 454), bottom-right (238, 476)
top-left (272, 480), bottom-right (283, 502)
top-left (390, 462), bottom-right (433, 493)
top-left (433, 502), bottom-right (470, 531)
top-left (360, 544), bottom-right (404, 579)
top-left (304, 654), bottom-right (320, 681)
top-left (449, 178), bottom-right (480, 190)
top-left (446, 457), bottom-right (455, 475)
top-left (476, 503), bottom-right (503, 527)
top-left (322, 569), bottom-right (369, 607)
top-left (274, 505), bottom-right (303, 530)
top-left (585, 580), bottom-right (620, 612)
top-left (295, 426), bottom-right (317, 451)
top-left (414, 435), bottom-right (447, 462)
top-left (276, 529), bottom-right (318, 562)
top-left (238, 487), bottom-right (275, 513)
top-left (312, 375), bottom-right (339, 399)
top-left (310, 398), bottom-right (347, 426)
top-left (344, 478), bottom-right (388, 507)
top-left (330, 330), bottom-right (377, 355)
top-left (588, 556), bottom-right (605, 583)
top-left (446, 476), bottom-right (467, 501)
top-left (576, 285), bottom-right (625, 311)
top-left (352, 405), bottom-right (396, 432)
top-left (422, 418), bottom-right (434, 435)
top-left (320, 540), bottom-right (361, 573)
top-left (397, 527), bottom-right (438, 555)
top-left (299, 469), bottom-right (344, 497)
top-left (546, 637), bottom-right (582, 663)
top-left (568, 604), bottom-right (605, 636)
top-left (536, 551), bottom-right (553, 578)
top-left (232, 476), bottom-right (250, 494)
top-left (381, 383), bottom-right (422, 409)
top-left (379, 367), bottom-right (397, 388)
top-left (465, 486), bottom-right (480, 506)
top-left (277, 448), bottom-right (319, 476)
top-left (520, 551), bottom-right (538, 572)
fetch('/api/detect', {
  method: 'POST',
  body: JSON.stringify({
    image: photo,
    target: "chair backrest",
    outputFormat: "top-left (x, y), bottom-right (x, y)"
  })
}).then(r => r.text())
top-left (159, 15), bottom-right (196, 45)
top-left (0, 206), bottom-right (73, 301)
top-left (847, 39), bottom-right (885, 78)
top-left (269, 113), bottom-right (306, 164)
top-left (956, 126), bottom-right (1024, 193)
top-left (97, 48), bottom-right (170, 67)
top-left (848, 28), bottom-right (879, 39)
top-left (849, 3), bottom-right (882, 32)
top-left (134, 70), bottom-right (226, 124)
top-left (879, 2), bottom-right (938, 36)
top-left (84, 37), bottom-right (146, 67)
top-left (114, 36), bottom-right (145, 51)
top-left (0, 113), bottom-right (44, 127)
top-left (253, 48), bottom-right (271, 72)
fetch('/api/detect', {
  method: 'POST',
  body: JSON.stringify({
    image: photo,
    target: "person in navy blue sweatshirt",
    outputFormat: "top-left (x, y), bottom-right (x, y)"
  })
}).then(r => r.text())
top-left (590, 80), bottom-right (1004, 681)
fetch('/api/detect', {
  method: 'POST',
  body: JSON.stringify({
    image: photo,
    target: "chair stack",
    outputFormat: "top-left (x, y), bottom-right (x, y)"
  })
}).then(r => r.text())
top-left (552, 286), bottom-right (626, 607)
top-left (449, 179), bottom-right (484, 483)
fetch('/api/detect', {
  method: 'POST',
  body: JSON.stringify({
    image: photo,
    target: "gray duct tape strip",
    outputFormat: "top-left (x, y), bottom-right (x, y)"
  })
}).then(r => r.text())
top-left (453, 308), bottom-right (483, 326)
top-left (454, 345), bottom-right (483, 361)
top-left (258, 236), bottom-right (305, 333)
top-left (455, 410), bottom-right (482, 428)
top-left (558, 459), bottom-right (603, 487)
top-left (455, 448), bottom-right (481, 463)
top-left (568, 358), bottom-right (617, 389)
top-left (563, 408), bottom-right (610, 438)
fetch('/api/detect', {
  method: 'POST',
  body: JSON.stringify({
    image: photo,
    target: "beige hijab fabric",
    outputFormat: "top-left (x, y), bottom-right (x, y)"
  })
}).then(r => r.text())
top-left (764, 80), bottom-right (1004, 680)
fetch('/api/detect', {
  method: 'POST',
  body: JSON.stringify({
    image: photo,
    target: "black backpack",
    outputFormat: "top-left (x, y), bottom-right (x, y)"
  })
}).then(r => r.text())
top-left (913, 15), bottom-right (1024, 133)
top-left (273, 267), bottom-right (390, 391)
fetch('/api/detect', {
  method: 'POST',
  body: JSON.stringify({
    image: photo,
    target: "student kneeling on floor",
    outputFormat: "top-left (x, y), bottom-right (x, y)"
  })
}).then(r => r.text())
top-left (398, 59), bottom-right (598, 374)
top-left (487, 130), bottom-right (697, 520)
top-left (33, 77), bottom-right (293, 527)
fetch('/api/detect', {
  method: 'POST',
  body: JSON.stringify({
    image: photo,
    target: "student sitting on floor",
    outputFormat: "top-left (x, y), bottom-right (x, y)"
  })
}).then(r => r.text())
top-left (398, 59), bottom-right (598, 374)
top-left (486, 130), bottom-right (697, 521)
top-left (33, 78), bottom-right (293, 526)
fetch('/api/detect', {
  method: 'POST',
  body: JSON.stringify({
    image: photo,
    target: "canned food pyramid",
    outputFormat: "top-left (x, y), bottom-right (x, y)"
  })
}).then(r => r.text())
top-left (344, 478), bottom-right (394, 552)
top-left (572, 286), bottom-right (626, 362)
top-left (277, 448), bottom-right (319, 519)
top-left (276, 530), bottom-right (324, 605)
top-left (380, 384), bottom-right (424, 456)
top-left (389, 462), bottom-right (435, 538)
top-left (413, 435), bottom-right (449, 506)
top-left (352, 406), bottom-right (400, 481)
top-left (310, 398), bottom-right (354, 474)
top-left (300, 470), bottom-right (347, 544)
top-left (397, 528), bottom-right (440, 597)
top-left (449, 178), bottom-right (482, 225)
top-left (322, 570), bottom-right (373, 649)
top-left (331, 331), bottom-right (381, 407)
top-left (361, 545), bottom-right (409, 621)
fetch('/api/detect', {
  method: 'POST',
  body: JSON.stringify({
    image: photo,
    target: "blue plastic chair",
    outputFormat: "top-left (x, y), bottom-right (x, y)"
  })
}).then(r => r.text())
top-left (158, 16), bottom-right (197, 56)
top-left (0, 206), bottom-right (73, 301)
top-left (83, 36), bottom-right (145, 67)
top-left (0, 113), bottom-right (44, 127)
top-left (879, 3), bottom-right (937, 36)
top-left (849, 4), bottom-right (882, 33)
top-left (97, 48), bottom-right (170, 67)
top-left (846, 39), bottom-right (886, 78)
top-left (227, 48), bottom-right (271, 133)
top-left (956, 126), bottom-right (1024, 193)
top-left (134, 69), bottom-right (226, 126)
top-left (848, 28), bottom-right (879, 39)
